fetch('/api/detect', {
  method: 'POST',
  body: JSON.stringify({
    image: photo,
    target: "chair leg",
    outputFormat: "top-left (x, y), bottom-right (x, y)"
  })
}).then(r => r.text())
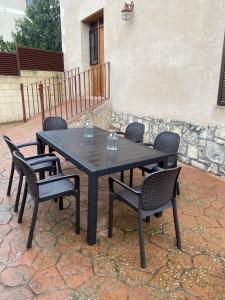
top-left (142, 169), bottom-right (145, 177)
top-left (51, 163), bottom-right (57, 176)
top-left (27, 201), bottom-right (39, 249)
top-left (39, 171), bottom-right (45, 180)
top-left (18, 183), bottom-right (28, 223)
top-left (49, 146), bottom-right (53, 153)
top-left (176, 181), bottom-right (180, 196)
top-left (154, 212), bottom-right (163, 218)
top-left (145, 216), bottom-right (150, 223)
top-left (129, 169), bottom-right (133, 187)
top-left (120, 171), bottom-right (124, 182)
top-left (52, 165), bottom-right (57, 200)
top-left (14, 175), bottom-right (23, 212)
top-left (172, 199), bottom-right (181, 249)
top-left (138, 212), bottom-right (146, 268)
top-left (7, 161), bottom-right (14, 196)
top-left (75, 192), bottom-right (80, 234)
top-left (59, 197), bottom-right (63, 210)
top-left (108, 197), bottom-right (114, 238)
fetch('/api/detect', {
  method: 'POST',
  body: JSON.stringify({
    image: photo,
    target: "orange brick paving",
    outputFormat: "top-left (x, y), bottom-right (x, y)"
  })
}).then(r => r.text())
top-left (0, 120), bottom-right (225, 299)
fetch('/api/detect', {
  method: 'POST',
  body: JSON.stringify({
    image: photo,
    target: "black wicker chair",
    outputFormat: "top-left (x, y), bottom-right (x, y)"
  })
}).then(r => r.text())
top-left (108, 167), bottom-right (181, 268)
top-left (13, 151), bottom-right (80, 249)
top-left (116, 122), bottom-right (145, 186)
top-left (42, 116), bottom-right (68, 153)
top-left (43, 116), bottom-right (68, 131)
top-left (141, 131), bottom-right (180, 195)
top-left (3, 135), bottom-right (42, 196)
top-left (3, 136), bottom-right (59, 212)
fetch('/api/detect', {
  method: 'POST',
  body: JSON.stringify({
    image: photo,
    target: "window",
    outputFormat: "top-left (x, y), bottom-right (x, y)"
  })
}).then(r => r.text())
top-left (217, 33), bottom-right (225, 106)
top-left (89, 22), bottom-right (98, 65)
top-left (26, 0), bottom-right (33, 6)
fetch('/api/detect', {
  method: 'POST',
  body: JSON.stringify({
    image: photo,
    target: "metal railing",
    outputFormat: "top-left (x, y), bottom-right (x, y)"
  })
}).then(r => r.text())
top-left (20, 63), bottom-right (110, 123)
top-left (20, 67), bottom-right (80, 122)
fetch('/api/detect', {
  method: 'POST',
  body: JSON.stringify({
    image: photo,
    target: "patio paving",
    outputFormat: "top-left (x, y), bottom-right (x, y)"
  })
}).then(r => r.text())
top-left (0, 120), bottom-right (225, 299)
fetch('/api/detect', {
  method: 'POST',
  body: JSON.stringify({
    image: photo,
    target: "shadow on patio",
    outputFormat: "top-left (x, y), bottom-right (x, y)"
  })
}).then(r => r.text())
top-left (0, 119), bottom-right (225, 300)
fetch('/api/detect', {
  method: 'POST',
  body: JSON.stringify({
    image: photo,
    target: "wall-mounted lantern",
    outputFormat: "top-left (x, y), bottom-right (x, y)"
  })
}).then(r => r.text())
top-left (121, 1), bottom-right (134, 21)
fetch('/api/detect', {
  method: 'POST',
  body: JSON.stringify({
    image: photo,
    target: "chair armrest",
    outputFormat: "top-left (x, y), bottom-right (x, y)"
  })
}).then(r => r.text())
top-left (37, 174), bottom-right (80, 187)
top-left (142, 142), bottom-right (154, 147)
top-left (166, 152), bottom-right (178, 158)
top-left (108, 177), bottom-right (141, 195)
top-left (158, 152), bottom-right (178, 169)
top-left (17, 141), bottom-right (40, 148)
top-left (115, 131), bottom-right (125, 136)
top-left (17, 140), bottom-right (42, 154)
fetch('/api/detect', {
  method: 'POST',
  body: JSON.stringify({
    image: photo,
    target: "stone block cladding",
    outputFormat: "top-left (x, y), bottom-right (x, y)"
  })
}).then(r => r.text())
top-left (111, 112), bottom-right (225, 177)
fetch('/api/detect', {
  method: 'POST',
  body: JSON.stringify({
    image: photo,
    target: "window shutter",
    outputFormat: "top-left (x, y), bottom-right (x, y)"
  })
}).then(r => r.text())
top-left (217, 33), bottom-right (225, 106)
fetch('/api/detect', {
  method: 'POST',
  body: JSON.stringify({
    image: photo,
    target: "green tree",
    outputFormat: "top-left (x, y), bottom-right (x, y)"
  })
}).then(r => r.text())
top-left (0, 36), bottom-right (16, 52)
top-left (12, 0), bottom-right (62, 51)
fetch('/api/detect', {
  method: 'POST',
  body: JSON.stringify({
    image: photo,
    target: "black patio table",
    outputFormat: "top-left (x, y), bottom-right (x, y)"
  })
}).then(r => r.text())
top-left (36, 127), bottom-right (168, 245)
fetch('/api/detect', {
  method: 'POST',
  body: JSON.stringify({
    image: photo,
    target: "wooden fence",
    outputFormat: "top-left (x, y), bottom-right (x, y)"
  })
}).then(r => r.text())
top-left (0, 52), bottom-right (19, 76)
top-left (0, 46), bottom-right (64, 76)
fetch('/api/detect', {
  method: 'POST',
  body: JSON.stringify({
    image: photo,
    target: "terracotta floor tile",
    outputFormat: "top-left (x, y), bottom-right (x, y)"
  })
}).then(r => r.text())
top-left (0, 286), bottom-right (34, 300)
top-left (29, 266), bottom-right (65, 294)
top-left (57, 251), bottom-right (93, 288)
top-left (0, 265), bottom-right (35, 287)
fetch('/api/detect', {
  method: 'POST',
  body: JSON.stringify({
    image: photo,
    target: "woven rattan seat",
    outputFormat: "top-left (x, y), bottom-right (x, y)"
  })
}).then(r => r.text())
top-left (27, 158), bottom-right (55, 171)
top-left (39, 174), bottom-right (75, 200)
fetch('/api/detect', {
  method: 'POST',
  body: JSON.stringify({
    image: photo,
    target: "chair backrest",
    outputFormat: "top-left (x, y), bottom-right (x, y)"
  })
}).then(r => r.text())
top-left (2, 135), bottom-right (17, 155)
top-left (140, 167), bottom-right (181, 211)
top-left (125, 122), bottom-right (145, 142)
top-left (3, 136), bottom-right (26, 175)
top-left (43, 117), bottom-right (68, 131)
top-left (154, 131), bottom-right (180, 167)
top-left (13, 151), bottom-right (38, 198)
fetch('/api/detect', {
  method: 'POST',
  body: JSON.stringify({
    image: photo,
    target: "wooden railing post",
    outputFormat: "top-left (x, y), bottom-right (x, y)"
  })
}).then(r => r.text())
top-left (20, 83), bottom-right (27, 122)
top-left (39, 82), bottom-right (45, 123)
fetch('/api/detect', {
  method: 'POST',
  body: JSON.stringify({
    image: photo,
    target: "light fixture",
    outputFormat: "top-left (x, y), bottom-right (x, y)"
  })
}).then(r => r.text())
top-left (121, 1), bottom-right (134, 21)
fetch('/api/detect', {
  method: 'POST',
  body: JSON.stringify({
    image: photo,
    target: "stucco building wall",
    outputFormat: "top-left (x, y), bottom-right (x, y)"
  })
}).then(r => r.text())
top-left (60, 0), bottom-right (225, 176)
top-left (0, 0), bottom-right (26, 41)
top-left (61, 0), bottom-right (225, 126)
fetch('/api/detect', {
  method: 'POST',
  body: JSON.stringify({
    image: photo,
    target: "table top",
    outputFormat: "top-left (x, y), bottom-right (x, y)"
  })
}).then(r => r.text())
top-left (37, 127), bottom-right (168, 176)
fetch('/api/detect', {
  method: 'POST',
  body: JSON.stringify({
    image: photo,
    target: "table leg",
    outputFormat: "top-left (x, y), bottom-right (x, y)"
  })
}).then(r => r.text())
top-left (87, 175), bottom-right (98, 245)
top-left (36, 136), bottom-right (45, 154)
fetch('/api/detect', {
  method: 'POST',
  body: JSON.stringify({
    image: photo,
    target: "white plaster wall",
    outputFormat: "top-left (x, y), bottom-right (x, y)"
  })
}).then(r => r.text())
top-left (0, 0), bottom-right (26, 41)
top-left (61, 0), bottom-right (225, 126)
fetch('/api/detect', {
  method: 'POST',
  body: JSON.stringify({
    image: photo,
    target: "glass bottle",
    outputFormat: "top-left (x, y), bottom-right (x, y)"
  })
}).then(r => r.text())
top-left (84, 119), bottom-right (93, 138)
top-left (107, 132), bottom-right (118, 150)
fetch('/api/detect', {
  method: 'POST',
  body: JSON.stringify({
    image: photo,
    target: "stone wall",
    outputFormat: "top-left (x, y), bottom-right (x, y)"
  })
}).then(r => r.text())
top-left (69, 100), bottom-right (111, 130)
top-left (111, 112), bottom-right (225, 177)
